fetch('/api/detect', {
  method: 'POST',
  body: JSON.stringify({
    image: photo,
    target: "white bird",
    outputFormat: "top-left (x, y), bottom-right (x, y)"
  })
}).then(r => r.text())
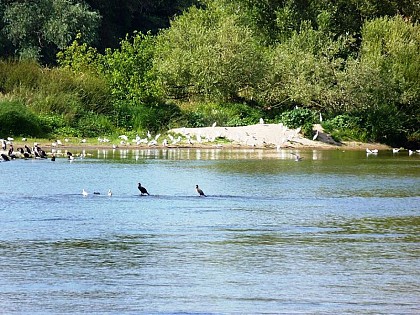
top-left (22, 137), bottom-right (27, 142)
top-left (312, 130), bottom-right (319, 141)
top-left (119, 135), bottom-right (128, 141)
top-left (366, 148), bottom-right (378, 154)
top-left (259, 118), bottom-right (264, 124)
top-left (147, 130), bottom-right (151, 139)
top-left (108, 189), bottom-right (112, 197)
top-left (212, 122), bottom-right (217, 128)
top-left (56, 139), bottom-right (62, 145)
top-left (319, 112), bottom-right (323, 122)
top-left (162, 139), bottom-right (168, 146)
top-left (409, 149), bottom-right (414, 155)
top-left (392, 148), bottom-right (401, 153)
top-left (82, 189), bottom-right (88, 197)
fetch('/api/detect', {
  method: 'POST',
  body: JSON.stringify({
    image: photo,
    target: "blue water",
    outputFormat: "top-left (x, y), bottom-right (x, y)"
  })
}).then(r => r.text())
top-left (0, 148), bottom-right (419, 314)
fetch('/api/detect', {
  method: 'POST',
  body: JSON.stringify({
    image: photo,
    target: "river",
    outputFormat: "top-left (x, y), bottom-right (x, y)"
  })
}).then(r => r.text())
top-left (0, 148), bottom-right (419, 314)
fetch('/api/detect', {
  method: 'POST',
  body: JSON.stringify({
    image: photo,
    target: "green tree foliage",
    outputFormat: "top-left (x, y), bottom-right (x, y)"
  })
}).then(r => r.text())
top-left (98, 32), bottom-right (164, 130)
top-left (2, 0), bottom-right (100, 63)
top-left (338, 16), bottom-right (420, 144)
top-left (85, 0), bottom-right (199, 51)
top-left (0, 100), bottom-right (43, 137)
top-left (258, 12), bottom-right (348, 111)
top-left (154, 5), bottom-right (266, 103)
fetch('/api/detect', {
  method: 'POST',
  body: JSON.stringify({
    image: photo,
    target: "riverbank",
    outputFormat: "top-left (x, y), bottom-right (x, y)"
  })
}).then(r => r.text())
top-left (2, 123), bottom-right (393, 154)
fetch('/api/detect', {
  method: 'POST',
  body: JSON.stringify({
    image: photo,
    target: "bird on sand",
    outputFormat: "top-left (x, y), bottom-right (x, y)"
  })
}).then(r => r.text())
top-left (108, 189), bottom-right (112, 197)
top-left (196, 185), bottom-right (206, 197)
top-left (82, 189), bottom-right (88, 197)
top-left (138, 183), bottom-right (150, 195)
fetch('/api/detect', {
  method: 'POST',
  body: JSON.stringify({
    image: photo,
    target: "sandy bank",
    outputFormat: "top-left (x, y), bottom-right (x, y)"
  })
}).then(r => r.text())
top-left (168, 123), bottom-right (390, 151)
top-left (2, 123), bottom-right (391, 154)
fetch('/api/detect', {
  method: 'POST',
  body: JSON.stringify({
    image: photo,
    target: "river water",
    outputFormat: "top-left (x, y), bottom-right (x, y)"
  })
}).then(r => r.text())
top-left (0, 148), bottom-right (419, 314)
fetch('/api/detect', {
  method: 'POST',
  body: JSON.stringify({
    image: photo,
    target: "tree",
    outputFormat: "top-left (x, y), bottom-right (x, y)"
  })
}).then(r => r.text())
top-left (338, 16), bottom-right (420, 144)
top-left (2, 0), bottom-right (100, 63)
top-left (258, 12), bottom-right (348, 111)
top-left (154, 5), bottom-right (266, 103)
top-left (85, 0), bottom-right (200, 52)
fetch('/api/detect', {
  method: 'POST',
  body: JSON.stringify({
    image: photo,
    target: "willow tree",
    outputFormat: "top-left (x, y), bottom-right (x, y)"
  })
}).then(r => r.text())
top-left (339, 16), bottom-right (420, 144)
top-left (153, 4), bottom-right (266, 103)
top-left (257, 11), bottom-right (348, 112)
top-left (2, 0), bottom-right (100, 63)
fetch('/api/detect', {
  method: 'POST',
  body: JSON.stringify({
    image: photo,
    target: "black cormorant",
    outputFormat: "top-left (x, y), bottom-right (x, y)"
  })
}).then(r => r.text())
top-left (138, 183), bottom-right (150, 195)
top-left (196, 185), bottom-right (206, 197)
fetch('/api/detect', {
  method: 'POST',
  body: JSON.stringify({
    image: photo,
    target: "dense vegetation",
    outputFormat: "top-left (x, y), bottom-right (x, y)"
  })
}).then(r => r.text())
top-left (0, 0), bottom-right (419, 147)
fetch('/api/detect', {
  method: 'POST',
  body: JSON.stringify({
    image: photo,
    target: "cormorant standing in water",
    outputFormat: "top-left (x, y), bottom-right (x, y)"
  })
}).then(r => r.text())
top-left (138, 183), bottom-right (150, 195)
top-left (1, 153), bottom-right (10, 161)
top-left (196, 185), bottom-right (206, 197)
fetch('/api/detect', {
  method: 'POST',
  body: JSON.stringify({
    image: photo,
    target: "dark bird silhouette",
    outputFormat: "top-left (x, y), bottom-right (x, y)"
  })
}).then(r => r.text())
top-left (19, 148), bottom-right (30, 159)
top-left (138, 183), bottom-right (150, 195)
top-left (51, 154), bottom-right (56, 161)
top-left (196, 185), bottom-right (206, 197)
top-left (24, 145), bottom-right (32, 154)
top-left (1, 153), bottom-right (10, 161)
top-left (7, 145), bottom-right (16, 159)
top-left (39, 149), bottom-right (47, 159)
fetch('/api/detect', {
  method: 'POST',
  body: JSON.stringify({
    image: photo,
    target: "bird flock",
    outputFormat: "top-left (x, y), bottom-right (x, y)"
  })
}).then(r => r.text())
top-left (81, 183), bottom-right (207, 198)
top-left (1, 135), bottom-right (420, 163)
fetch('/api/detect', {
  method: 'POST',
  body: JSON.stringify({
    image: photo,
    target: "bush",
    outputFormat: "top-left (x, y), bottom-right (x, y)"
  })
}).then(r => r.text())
top-left (322, 114), bottom-right (368, 142)
top-left (279, 108), bottom-right (315, 129)
top-left (0, 60), bottom-right (42, 93)
top-left (360, 104), bottom-right (408, 146)
top-left (77, 113), bottom-right (115, 137)
top-left (182, 102), bottom-right (263, 128)
top-left (323, 114), bottom-right (361, 130)
top-left (131, 102), bottom-right (182, 133)
top-left (0, 100), bottom-right (44, 137)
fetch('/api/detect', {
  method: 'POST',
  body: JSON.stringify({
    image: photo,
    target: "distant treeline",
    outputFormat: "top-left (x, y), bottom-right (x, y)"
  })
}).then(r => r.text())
top-left (0, 0), bottom-right (419, 147)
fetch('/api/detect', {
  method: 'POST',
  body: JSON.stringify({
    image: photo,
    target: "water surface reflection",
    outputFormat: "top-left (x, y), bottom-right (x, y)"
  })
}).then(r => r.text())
top-left (0, 148), bottom-right (418, 314)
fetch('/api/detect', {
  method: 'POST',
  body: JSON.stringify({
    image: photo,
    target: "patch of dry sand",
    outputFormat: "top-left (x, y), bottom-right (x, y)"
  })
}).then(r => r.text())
top-left (169, 123), bottom-right (392, 150)
top-left (169, 123), bottom-right (343, 149)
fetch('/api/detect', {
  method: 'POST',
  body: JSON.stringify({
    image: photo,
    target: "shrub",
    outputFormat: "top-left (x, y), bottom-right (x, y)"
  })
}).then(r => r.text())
top-left (360, 104), bottom-right (408, 146)
top-left (0, 100), bottom-right (44, 137)
top-left (322, 114), bottom-right (368, 142)
top-left (77, 113), bottom-right (115, 137)
top-left (182, 102), bottom-right (263, 128)
top-left (131, 102), bottom-right (182, 133)
top-left (0, 60), bottom-right (42, 93)
top-left (279, 108), bottom-right (315, 129)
